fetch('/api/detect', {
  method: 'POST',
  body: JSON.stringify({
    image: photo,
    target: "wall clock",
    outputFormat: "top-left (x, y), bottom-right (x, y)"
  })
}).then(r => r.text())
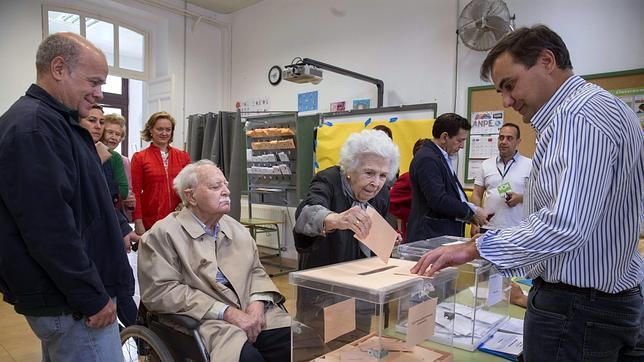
top-left (268, 65), bottom-right (282, 86)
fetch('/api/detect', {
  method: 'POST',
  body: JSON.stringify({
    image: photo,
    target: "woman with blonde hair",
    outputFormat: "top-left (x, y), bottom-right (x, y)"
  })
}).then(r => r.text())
top-left (101, 113), bottom-right (130, 208)
top-left (131, 111), bottom-right (191, 235)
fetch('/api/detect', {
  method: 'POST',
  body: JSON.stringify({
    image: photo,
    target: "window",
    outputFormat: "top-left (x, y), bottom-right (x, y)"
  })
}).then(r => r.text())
top-left (43, 6), bottom-right (148, 80)
top-left (103, 75), bottom-right (123, 95)
top-left (86, 18), bottom-right (114, 66)
top-left (119, 27), bottom-right (145, 72)
top-left (101, 76), bottom-right (130, 156)
top-left (47, 11), bottom-right (80, 34)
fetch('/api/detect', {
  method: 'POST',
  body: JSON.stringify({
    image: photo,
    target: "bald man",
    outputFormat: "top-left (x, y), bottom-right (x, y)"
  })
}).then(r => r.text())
top-left (0, 32), bottom-right (131, 361)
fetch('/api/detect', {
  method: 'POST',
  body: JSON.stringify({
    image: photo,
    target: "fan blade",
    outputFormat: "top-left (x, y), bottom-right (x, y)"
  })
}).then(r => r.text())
top-left (484, 0), bottom-right (509, 19)
top-left (459, 0), bottom-right (486, 27)
top-left (468, 27), bottom-right (487, 50)
top-left (485, 16), bottom-right (511, 39)
top-left (480, 31), bottom-right (498, 49)
top-left (459, 26), bottom-right (480, 45)
top-left (458, 17), bottom-right (483, 33)
top-left (467, 0), bottom-right (487, 17)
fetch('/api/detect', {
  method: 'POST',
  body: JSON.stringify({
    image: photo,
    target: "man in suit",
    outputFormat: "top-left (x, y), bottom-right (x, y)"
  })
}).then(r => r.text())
top-left (406, 113), bottom-right (488, 242)
top-left (138, 159), bottom-right (290, 362)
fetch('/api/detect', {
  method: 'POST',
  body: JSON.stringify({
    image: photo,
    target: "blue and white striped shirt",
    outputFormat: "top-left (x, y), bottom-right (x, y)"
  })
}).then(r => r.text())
top-left (477, 75), bottom-right (643, 293)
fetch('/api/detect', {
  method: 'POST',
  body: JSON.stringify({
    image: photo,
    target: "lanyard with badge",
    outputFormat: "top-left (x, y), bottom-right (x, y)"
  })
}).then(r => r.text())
top-left (496, 158), bottom-right (514, 200)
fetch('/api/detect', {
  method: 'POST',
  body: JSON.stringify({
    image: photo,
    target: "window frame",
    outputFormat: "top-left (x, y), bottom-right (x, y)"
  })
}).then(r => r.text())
top-left (42, 4), bottom-right (149, 80)
top-left (101, 77), bottom-right (130, 157)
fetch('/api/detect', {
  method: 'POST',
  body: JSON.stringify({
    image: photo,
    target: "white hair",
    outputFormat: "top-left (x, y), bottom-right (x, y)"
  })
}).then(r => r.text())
top-left (173, 159), bottom-right (218, 206)
top-left (338, 129), bottom-right (400, 180)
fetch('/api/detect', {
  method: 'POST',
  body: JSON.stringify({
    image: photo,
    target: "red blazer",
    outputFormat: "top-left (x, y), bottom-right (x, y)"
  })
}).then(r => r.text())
top-left (131, 144), bottom-right (191, 229)
top-left (389, 172), bottom-right (412, 242)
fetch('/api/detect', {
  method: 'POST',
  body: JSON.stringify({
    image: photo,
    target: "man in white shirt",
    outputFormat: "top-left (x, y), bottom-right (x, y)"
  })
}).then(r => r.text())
top-left (471, 123), bottom-right (532, 235)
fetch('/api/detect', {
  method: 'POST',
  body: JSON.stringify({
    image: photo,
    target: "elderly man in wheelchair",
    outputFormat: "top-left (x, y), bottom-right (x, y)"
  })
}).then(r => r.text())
top-left (136, 159), bottom-right (291, 362)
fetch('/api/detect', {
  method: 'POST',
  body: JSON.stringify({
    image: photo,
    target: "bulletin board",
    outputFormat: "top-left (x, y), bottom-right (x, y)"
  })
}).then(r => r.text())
top-left (465, 68), bottom-right (644, 184)
top-left (314, 104), bottom-right (438, 175)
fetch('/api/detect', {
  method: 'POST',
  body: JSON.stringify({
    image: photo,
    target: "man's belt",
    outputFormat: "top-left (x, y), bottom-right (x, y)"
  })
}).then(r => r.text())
top-left (534, 277), bottom-right (640, 297)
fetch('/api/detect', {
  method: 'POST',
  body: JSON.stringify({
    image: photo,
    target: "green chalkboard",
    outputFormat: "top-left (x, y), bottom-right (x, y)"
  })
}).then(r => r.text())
top-left (296, 114), bottom-right (320, 201)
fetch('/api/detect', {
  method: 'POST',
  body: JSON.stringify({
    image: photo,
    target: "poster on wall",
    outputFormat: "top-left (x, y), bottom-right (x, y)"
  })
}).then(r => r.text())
top-left (352, 99), bottom-right (371, 110)
top-left (298, 91), bottom-right (318, 112)
top-left (469, 134), bottom-right (499, 159)
top-left (239, 97), bottom-right (270, 113)
top-left (467, 159), bottom-right (484, 180)
top-left (610, 87), bottom-right (644, 128)
top-left (330, 101), bottom-right (346, 112)
top-left (316, 105), bottom-right (437, 174)
top-left (471, 111), bottom-right (504, 134)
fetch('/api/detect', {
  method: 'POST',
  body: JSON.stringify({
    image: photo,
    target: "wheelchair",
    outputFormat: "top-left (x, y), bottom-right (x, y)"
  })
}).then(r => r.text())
top-left (120, 304), bottom-right (209, 362)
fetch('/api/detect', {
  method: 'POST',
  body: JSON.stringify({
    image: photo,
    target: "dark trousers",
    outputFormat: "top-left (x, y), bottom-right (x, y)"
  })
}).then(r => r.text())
top-left (524, 278), bottom-right (643, 361)
top-left (239, 327), bottom-right (290, 362)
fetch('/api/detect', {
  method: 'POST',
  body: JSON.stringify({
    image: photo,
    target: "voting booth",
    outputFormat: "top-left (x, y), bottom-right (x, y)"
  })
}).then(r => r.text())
top-left (290, 257), bottom-right (456, 361)
top-left (397, 236), bottom-right (511, 351)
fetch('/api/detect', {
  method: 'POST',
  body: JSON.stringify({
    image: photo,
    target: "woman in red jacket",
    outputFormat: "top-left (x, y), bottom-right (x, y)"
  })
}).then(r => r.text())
top-left (389, 138), bottom-right (429, 243)
top-left (132, 111), bottom-right (191, 235)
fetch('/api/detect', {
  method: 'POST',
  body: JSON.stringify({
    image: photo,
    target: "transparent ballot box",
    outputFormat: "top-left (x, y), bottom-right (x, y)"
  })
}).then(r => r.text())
top-left (289, 257), bottom-right (456, 361)
top-left (397, 236), bottom-right (511, 351)
top-left (397, 236), bottom-right (470, 261)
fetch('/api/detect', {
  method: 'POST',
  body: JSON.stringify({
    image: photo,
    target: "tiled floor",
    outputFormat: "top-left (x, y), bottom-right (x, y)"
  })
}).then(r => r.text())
top-left (0, 300), bottom-right (41, 361)
top-left (0, 252), bottom-right (296, 362)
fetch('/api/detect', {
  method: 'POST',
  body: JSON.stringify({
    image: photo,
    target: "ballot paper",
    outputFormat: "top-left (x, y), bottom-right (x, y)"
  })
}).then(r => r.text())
top-left (353, 206), bottom-right (398, 264)
top-left (478, 331), bottom-right (523, 361)
top-left (486, 273), bottom-right (504, 306)
top-left (454, 303), bottom-right (506, 325)
top-left (469, 286), bottom-right (489, 297)
top-left (406, 298), bottom-right (437, 346)
top-left (497, 318), bottom-right (524, 335)
top-left (324, 298), bottom-right (356, 343)
top-left (434, 303), bottom-right (506, 338)
top-left (277, 151), bottom-right (290, 162)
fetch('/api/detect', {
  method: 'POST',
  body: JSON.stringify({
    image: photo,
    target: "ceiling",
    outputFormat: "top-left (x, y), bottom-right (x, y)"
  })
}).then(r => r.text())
top-left (186, 0), bottom-right (263, 14)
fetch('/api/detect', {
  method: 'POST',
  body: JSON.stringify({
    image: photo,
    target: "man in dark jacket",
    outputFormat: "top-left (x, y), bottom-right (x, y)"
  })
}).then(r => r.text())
top-left (407, 113), bottom-right (488, 242)
top-left (0, 32), bottom-right (132, 360)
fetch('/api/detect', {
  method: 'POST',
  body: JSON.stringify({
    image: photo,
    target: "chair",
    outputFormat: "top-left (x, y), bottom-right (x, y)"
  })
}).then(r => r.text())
top-left (120, 304), bottom-right (209, 362)
top-left (240, 217), bottom-right (296, 276)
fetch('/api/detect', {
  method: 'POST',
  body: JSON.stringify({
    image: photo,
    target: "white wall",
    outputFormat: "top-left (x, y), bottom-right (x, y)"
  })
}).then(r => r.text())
top-left (0, 0), bottom-right (230, 149)
top-left (231, 0), bottom-right (459, 113)
top-left (231, 0), bottom-right (643, 116)
top-left (0, 1), bottom-right (43, 114)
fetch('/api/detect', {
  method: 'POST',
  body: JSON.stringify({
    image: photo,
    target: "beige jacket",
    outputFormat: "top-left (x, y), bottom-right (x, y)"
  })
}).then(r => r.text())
top-left (138, 209), bottom-right (291, 361)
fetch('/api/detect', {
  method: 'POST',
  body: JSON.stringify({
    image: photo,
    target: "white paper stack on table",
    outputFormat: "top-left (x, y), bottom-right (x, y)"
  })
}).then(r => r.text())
top-left (478, 318), bottom-right (524, 361)
top-left (433, 302), bottom-right (507, 348)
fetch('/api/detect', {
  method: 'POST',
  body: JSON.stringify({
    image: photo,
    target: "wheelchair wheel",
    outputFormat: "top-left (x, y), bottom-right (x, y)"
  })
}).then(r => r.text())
top-left (121, 325), bottom-right (174, 362)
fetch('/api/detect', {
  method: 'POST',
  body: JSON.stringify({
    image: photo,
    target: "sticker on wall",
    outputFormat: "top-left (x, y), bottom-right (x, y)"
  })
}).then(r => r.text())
top-left (298, 91), bottom-right (318, 112)
top-left (239, 97), bottom-right (270, 113)
top-left (471, 111), bottom-right (503, 135)
top-left (352, 98), bottom-right (370, 110)
top-left (609, 87), bottom-right (644, 128)
top-left (330, 101), bottom-right (346, 112)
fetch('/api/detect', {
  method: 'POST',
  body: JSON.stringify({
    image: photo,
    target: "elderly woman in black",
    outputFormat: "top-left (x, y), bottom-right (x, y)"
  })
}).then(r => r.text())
top-left (294, 129), bottom-right (400, 270)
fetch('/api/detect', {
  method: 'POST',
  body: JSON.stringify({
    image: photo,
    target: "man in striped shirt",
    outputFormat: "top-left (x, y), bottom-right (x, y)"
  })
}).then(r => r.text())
top-left (411, 25), bottom-right (643, 360)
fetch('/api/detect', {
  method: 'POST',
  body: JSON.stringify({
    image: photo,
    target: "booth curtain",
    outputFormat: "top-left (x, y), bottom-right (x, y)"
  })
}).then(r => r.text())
top-left (186, 111), bottom-right (242, 220)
